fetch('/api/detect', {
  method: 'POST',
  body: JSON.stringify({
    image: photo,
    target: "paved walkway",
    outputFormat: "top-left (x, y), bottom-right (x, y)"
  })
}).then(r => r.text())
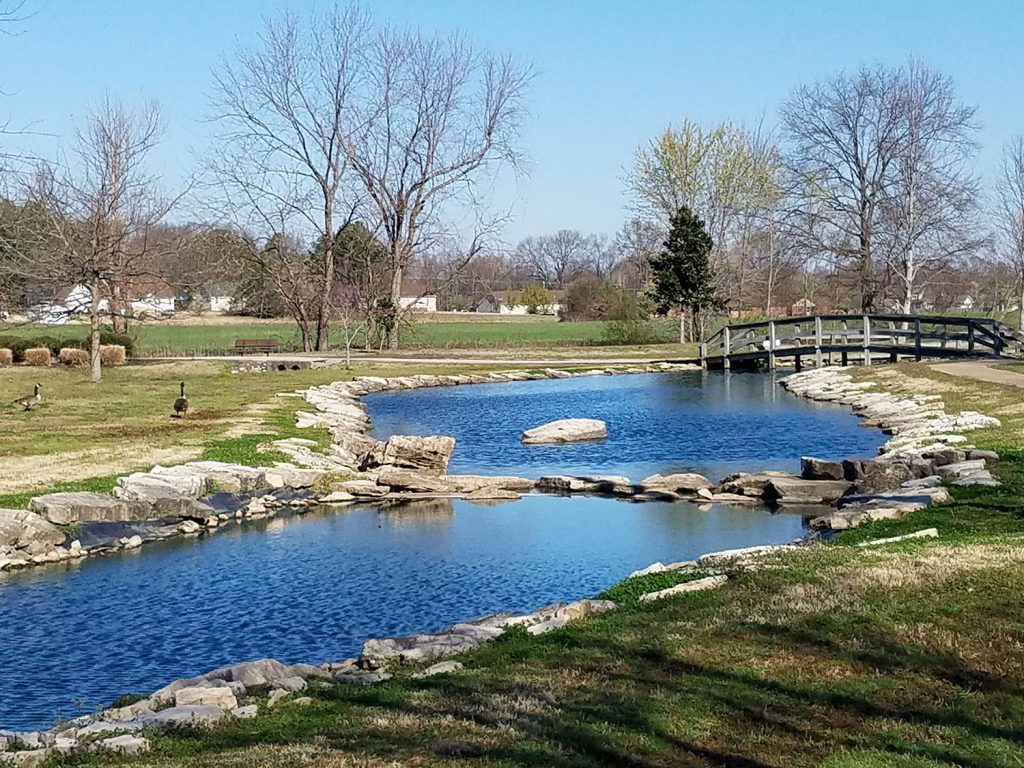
top-left (931, 360), bottom-right (1024, 389)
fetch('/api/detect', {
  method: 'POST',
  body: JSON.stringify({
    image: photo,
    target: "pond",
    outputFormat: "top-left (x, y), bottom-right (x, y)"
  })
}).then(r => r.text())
top-left (367, 370), bottom-right (882, 480)
top-left (0, 372), bottom-right (883, 731)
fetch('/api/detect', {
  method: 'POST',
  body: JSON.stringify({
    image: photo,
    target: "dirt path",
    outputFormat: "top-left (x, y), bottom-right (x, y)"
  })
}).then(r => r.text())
top-left (146, 354), bottom-right (695, 366)
top-left (930, 360), bottom-right (1024, 389)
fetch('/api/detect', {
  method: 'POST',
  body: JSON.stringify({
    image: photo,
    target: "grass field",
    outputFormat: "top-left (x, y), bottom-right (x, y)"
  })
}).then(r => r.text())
top-left (0, 360), bottom-right (505, 502)
top-left (0, 314), bottom-right (684, 356)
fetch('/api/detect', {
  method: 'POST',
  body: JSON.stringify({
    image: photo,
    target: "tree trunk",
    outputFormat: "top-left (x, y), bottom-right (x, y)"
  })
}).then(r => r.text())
top-left (1019, 275), bottom-right (1024, 331)
top-left (678, 310), bottom-right (686, 344)
top-left (387, 263), bottom-right (403, 350)
top-left (110, 283), bottom-right (129, 334)
top-left (89, 277), bottom-right (102, 383)
top-left (315, 207), bottom-right (334, 352)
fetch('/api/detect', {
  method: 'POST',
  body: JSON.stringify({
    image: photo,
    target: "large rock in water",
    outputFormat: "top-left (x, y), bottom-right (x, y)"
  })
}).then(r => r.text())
top-left (800, 457), bottom-right (845, 481)
top-left (361, 435), bottom-right (456, 475)
top-left (0, 509), bottom-right (66, 548)
top-left (521, 419), bottom-right (608, 445)
top-left (640, 473), bottom-right (712, 493)
top-left (29, 492), bottom-right (151, 526)
top-left (763, 478), bottom-right (853, 503)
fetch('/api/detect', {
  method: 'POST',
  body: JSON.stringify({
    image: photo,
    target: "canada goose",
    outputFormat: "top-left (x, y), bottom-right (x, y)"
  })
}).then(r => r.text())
top-left (14, 383), bottom-right (41, 411)
top-left (173, 381), bottom-right (189, 418)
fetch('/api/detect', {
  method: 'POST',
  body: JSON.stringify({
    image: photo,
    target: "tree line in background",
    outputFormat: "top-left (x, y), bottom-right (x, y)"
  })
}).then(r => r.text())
top-left (1, 2), bottom-right (1024, 373)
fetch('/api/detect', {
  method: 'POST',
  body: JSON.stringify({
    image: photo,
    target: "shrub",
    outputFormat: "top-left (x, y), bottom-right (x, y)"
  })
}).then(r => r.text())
top-left (71, 330), bottom-right (135, 358)
top-left (99, 330), bottom-right (135, 357)
top-left (23, 347), bottom-right (52, 366)
top-left (100, 344), bottom-right (127, 366)
top-left (0, 348), bottom-right (12, 367)
top-left (0, 336), bottom-right (63, 362)
top-left (562, 276), bottom-right (616, 321)
top-left (603, 289), bottom-right (656, 345)
top-left (58, 347), bottom-right (90, 366)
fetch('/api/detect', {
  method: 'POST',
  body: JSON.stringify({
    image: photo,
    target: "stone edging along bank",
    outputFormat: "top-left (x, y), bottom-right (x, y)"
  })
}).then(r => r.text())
top-left (0, 363), bottom-right (1007, 762)
top-left (1, 362), bottom-right (1005, 575)
top-left (0, 363), bottom-right (702, 577)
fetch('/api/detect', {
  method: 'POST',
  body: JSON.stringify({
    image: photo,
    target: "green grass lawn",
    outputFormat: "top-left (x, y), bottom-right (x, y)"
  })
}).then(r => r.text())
top-left (0, 316), bottom-right (684, 356)
top-left (0, 360), bottom-right (505, 501)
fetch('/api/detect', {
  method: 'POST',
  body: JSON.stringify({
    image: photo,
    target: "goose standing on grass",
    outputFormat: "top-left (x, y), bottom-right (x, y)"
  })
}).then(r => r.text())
top-left (173, 381), bottom-right (189, 418)
top-left (14, 383), bottom-right (42, 411)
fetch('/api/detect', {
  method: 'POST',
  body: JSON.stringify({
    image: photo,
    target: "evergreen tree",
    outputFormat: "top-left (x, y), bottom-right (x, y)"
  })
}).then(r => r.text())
top-left (648, 205), bottom-right (717, 343)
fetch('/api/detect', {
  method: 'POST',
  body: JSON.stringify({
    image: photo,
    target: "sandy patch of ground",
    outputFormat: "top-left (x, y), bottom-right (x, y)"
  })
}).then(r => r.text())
top-left (221, 401), bottom-right (280, 438)
top-left (0, 445), bottom-right (201, 495)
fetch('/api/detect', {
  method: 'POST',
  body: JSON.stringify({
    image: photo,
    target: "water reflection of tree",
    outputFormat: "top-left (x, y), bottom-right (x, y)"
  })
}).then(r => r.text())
top-left (378, 498), bottom-right (455, 529)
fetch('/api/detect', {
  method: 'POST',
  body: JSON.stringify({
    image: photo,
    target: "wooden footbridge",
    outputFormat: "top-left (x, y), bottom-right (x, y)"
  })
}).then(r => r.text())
top-left (700, 314), bottom-right (1024, 371)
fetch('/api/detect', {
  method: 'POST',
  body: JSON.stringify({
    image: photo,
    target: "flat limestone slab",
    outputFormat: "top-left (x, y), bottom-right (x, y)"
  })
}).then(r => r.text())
top-left (28, 492), bottom-right (151, 526)
top-left (522, 419), bottom-right (608, 445)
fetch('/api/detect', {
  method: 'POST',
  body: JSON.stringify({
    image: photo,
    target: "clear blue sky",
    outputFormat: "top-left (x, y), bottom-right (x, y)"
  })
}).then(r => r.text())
top-left (1, 0), bottom-right (1022, 243)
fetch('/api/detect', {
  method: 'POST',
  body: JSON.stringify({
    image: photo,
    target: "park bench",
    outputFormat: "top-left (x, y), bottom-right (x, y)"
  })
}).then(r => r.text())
top-left (234, 338), bottom-right (279, 355)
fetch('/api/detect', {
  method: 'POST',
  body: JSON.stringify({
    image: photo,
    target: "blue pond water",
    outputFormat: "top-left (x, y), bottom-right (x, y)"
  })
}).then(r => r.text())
top-left (367, 371), bottom-right (882, 480)
top-left (0, 372), bottom-right (883, 731)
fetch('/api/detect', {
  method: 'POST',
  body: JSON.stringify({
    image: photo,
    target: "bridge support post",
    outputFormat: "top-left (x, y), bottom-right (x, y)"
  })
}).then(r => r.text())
top-left (723, 327), bottom-right (731, 371)
top-left (767, 321), bottom-right (776, 370)
top-left (915, 318), bottom-right (922, 361)
top-left (968, 324), bottom-right (975, 354)
top-left (814, 316), bottom-right (823, 368)
top-left (700, 343), bottom-right (706, 369)
top-left (862, 315), bottom-right (872, 366)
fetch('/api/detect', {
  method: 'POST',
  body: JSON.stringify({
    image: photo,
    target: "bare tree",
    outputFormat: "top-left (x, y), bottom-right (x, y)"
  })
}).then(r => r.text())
top-left (884, 62), bottom-right (982, 313)
top-left (208, 6), bottom-right (365, 351)
top-left (346, 28), bottom-right (530, 349)
top-left (515, 230), bottom-right (595, 288)
top-left (781, 65), bottom-right (905, 311)
top-left (997, 135), bottom-right (1024, 329)
top-left (627, 120), bottom-right (780, 309)
top-left (3, 96), bottom-right (175, 381)
top-left (613, 218), bottom-right (662, 290)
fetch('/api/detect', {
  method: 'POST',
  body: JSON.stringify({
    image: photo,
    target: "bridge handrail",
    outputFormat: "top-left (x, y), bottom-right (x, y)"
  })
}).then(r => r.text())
top-left (700, 313), bottom-right (1020, 366)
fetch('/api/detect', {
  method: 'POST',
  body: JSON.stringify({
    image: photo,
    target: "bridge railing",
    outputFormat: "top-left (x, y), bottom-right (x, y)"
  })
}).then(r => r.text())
top-left (700, 314), bottom-right (1019, 369)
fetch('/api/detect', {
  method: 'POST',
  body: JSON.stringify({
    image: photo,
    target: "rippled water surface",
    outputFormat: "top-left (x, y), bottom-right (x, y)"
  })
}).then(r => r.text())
top-left (367, 371), bottom-right (882, 479)
top-left (2, 497), bottom-right (806, 730)
top-left (0, 372), bottom-right (884, 731)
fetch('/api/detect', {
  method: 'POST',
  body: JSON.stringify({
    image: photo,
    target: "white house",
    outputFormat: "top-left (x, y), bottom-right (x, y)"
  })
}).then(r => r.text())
top-left (29, 281), bottom-right (176, 323)
top-left (398, 280), bottom-right (439, 312)
top-left (129, 284), bottom-right (176, 316)
top-left (398, 295), bottom-right (438, 312)
top-left (201, 283), bottom-right (236, 313)
top-left (473, 290), bottom-right (564, 316)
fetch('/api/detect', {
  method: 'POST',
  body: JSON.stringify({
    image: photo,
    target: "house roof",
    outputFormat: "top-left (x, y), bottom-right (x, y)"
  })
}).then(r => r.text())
top-left (54, 279), bottom-right (178, 304)
top-left (400, 279), bottom-right (438, 298)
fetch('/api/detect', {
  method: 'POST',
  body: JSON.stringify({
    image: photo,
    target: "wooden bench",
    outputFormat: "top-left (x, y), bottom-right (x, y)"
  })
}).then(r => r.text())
top-left (234, 338), bottom-right (279, 355)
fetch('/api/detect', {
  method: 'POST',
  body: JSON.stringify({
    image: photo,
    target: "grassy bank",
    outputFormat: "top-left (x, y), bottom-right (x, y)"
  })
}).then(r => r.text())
top-left (37, 361), bottom-right (1024, 767)
top-left (0, 315), bottom-right (686, 356)
top-left (0, 360), bottom-right (501, 501)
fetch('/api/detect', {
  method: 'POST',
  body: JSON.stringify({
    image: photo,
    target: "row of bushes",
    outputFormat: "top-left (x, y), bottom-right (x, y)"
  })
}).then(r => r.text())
top-left (0, 345), bottom-right (127, 367)
top-left (0, 331), bottom-right (135, 362)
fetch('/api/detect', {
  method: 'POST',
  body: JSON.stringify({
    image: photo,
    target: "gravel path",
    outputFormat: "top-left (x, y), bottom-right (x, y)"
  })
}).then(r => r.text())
top-left (930, 360), bottom-right (1024, 389)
